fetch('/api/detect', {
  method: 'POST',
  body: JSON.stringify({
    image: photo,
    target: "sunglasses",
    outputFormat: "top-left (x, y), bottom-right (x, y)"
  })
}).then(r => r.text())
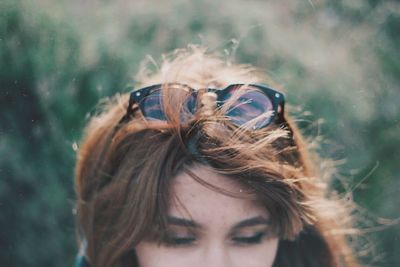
top-left (122, 83), bottom-right (286, 130)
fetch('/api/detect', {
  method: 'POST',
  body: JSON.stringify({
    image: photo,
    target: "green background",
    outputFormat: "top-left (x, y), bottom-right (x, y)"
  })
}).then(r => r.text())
top-left (1, 0), bottom-right (399, 266)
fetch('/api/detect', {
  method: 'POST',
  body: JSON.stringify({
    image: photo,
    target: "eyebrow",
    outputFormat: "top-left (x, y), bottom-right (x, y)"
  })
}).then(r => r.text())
top-left (165, 215), bottom-right (270, 230)
top-left (166, 216), bottom-right (200, 228)
top-left (231, 216), bottom-right (270, 230)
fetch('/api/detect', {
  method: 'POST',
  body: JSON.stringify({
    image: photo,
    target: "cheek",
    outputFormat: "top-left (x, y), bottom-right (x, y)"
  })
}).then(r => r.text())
top-left (230, 237), bottom-right (279, 267)
top-left (135, 238), bottom-right (279, 267)
top-left (135, 242), bottom-right (196, 267)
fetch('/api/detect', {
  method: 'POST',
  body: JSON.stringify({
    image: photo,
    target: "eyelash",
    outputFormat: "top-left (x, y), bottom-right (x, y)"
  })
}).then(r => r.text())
top-left (163, 236), bottom-right (196, 247)
top-left (232, 232), bottom-right (267, 245)
top-left (162, 231), bottom-right (268, 247)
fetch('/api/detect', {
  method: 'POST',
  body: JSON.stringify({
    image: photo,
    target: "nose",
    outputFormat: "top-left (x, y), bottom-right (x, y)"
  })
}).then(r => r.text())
top-left (201, 244), bottom-right (232, 267)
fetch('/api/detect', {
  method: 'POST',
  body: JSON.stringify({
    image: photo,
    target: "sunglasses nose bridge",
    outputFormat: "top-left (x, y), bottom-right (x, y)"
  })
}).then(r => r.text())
top-left (199, 91), bottom-right (218, 117)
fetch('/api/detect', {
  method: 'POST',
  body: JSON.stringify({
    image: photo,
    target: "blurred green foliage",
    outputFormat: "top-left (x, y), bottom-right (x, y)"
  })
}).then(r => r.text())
top-left (1, 0), bottom-right (399, 266)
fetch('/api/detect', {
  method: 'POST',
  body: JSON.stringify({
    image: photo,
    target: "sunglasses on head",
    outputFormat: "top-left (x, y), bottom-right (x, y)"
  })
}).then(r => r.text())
top-left (122, 83), bottom-right (286, 130)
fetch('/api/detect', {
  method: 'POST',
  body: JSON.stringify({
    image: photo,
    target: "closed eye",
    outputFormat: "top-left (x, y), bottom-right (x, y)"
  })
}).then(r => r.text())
top-left (232, 232), bottom-right (268, 245)
top-left (162, 235), bottom-right (197, 247)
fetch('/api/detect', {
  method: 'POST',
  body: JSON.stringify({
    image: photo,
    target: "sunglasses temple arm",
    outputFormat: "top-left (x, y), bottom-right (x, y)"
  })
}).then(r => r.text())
top-left (276, 103), bottom-right (297, 145)
top-left (114, 97), bottom-right (136, 130)
top-left (273, 101), bottom-right (285, 125)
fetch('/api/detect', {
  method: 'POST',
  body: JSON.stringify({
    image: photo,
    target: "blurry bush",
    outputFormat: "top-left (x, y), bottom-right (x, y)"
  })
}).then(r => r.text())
top-left (0, 0), bottom-right (399, 266)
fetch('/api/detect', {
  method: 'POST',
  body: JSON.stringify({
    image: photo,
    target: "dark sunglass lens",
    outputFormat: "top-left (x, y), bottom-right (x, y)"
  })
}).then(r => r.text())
top-left (224, 86), bottom-right (275, 129)
top-left (181, 93), bottom-right (197, 122)
top-left (140, 90), bottom-right (197, 122)
top-left (140, 90), bottom-right (167, 121)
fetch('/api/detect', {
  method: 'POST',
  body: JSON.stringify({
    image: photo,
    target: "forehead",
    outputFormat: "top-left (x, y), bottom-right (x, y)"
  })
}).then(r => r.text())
top-left (169, 164), bottom-right (268, 225)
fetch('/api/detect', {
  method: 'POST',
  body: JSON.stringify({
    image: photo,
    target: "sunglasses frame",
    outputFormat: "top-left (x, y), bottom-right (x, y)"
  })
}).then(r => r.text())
top-left (124, 83), bottom-right (286, 129)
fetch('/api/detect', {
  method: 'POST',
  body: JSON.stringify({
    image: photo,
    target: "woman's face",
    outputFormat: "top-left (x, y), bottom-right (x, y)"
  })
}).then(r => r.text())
top-left (135, 164), bottom-right (279, 267)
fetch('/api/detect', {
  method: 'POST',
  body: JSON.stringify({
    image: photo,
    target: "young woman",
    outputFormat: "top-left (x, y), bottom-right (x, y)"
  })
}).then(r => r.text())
top-left (73, 47), bottom-right (359, 267)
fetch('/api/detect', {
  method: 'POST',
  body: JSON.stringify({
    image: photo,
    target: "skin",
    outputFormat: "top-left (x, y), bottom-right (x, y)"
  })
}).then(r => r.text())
top-left (135, 164), bottom-right (279, 267)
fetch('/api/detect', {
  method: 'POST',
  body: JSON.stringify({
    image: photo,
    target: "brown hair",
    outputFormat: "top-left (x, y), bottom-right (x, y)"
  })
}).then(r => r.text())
top-left (74, 47), bottom-right (360, 267)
